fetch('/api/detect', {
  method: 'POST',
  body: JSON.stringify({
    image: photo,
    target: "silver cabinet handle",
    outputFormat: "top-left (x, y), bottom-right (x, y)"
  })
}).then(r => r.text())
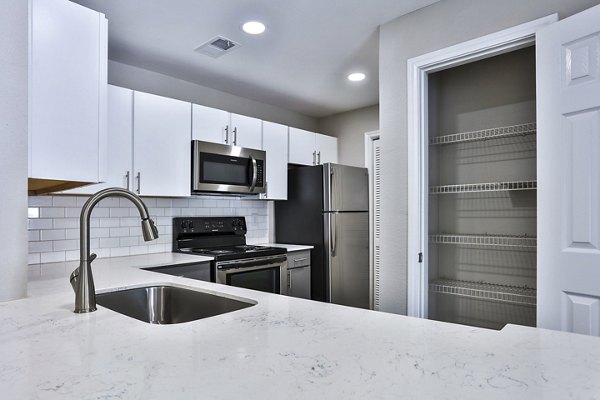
top-left (125, 171), bottom-right (130, 190)
top-left (233, 127), bottom-right (237, 146)
top-left (294, 257), bottom-right (308, 264)
top-left (224, 125), bottom-right (229, 144)
top-left (136, 172), bottom-right (141, 194)
top-left (249, 154), bottom-right (258, 192)
top-left (287, 270), bottom-right (292, 289)
top-left (312, 151), bottom-right (316, 165)
top-left (317, 151), bottom-right (321, 165)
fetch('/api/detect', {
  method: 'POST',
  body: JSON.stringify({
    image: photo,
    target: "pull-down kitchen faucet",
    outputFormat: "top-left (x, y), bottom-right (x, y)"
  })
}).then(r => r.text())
top-left (70, 187), bottom-right (159, 313)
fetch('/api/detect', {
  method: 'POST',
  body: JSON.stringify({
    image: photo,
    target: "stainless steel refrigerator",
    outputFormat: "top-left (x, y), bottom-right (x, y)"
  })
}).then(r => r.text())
top-left (275, 163), bottom-right (370, 309)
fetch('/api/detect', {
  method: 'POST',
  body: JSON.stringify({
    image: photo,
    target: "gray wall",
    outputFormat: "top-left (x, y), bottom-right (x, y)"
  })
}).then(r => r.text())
top-left (0, 0), bottom-right (28, 301)
top-left (318, 105), bottom-right (379, 168)
top-left (378, 0), bottom-right (600, 314)
top-left (109, 61), bottom-right (318, 132)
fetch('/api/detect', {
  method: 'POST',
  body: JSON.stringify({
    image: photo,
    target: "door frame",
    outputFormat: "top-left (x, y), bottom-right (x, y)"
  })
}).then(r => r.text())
top-left (365, 130), bottom-right (380, 310)
top-left (406, 15), bottom-right (557, 318)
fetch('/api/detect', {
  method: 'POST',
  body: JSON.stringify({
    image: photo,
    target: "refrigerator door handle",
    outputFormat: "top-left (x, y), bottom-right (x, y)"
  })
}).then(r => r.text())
top-left (330, 213), bottom-right (337, 257)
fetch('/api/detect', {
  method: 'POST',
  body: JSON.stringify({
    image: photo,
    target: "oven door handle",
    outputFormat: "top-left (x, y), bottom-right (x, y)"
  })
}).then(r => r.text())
top-left (216, 255), bottom-right (287, 270)
top-left (249, 154), bottom-right (258, 192)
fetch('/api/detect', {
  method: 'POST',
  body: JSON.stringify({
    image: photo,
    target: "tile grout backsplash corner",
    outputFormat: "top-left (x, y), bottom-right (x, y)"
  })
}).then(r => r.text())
top-left (27, 195), bottom-right (271, 264)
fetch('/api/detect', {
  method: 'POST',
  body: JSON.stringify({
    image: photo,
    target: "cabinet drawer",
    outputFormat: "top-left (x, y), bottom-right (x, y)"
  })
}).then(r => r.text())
top-left (288, 250), bottom-right (311, 269)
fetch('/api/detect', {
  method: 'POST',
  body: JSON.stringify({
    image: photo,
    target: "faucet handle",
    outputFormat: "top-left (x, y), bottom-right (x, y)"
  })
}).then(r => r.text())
top-left (89, 253), bottom-right (97, 262)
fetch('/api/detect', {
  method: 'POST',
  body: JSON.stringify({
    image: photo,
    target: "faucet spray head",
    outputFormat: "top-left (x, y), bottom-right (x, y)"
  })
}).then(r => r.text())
top-left (141, 218), bottom-right (159, 241)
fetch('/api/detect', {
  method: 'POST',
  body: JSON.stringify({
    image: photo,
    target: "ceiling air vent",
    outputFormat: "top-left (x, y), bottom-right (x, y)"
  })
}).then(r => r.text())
top-left (194, 36), bottom-right (240, 58)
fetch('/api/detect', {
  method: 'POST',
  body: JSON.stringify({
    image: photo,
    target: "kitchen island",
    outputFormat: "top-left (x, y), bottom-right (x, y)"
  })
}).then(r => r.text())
top-left (1, 254), bottom-right (599, 399)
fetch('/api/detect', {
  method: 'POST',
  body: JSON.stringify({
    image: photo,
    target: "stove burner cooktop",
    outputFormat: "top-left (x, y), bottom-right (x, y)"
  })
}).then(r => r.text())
top-left (179, 244), bottom-right (286, 260)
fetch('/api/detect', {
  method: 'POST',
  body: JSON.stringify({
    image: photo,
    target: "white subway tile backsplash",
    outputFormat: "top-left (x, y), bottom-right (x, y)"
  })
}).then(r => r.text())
top-left (28, 218), bottom-right (53, 230)
top-left (28, 194), bottom-right (271, 264)
top-left (40, 229), bottom-right (66, 241)
top-left (110, 247), bottom-right (130, 257)
top-left (41, 251), bottom-right (66, 263)
top-left (109, 207), bottom-right (130, 217)
top-left (29, 241), bottom-right (53, 253)
top-left (53, 218), bottom-right (79, 229)
top-left (28, 253), bottom-right (41, 265)
top-left (53, 239), bottom-right (79, 251)
top-left (52, 197), bottom-right (77, 207)
top-left (109, 227), bottom-right (130, 237)
top-left (99, 237), bottom-right (120, 248)
top-left (28, 230), bottom-right (40, 241)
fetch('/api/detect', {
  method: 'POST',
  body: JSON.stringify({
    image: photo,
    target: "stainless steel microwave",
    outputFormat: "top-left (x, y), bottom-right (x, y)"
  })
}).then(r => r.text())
top-left (191, 140), bottom-right (266, 194)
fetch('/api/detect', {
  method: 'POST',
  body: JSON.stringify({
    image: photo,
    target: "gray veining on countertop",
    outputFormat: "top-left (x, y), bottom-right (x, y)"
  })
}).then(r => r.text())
top-left (2, 253), bottom-right (600, 399)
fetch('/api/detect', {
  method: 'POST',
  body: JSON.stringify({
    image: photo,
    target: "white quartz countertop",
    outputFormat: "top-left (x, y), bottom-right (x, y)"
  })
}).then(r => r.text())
top-left (2, 254), bottom-right (600, 399)
top-left (259, 243), bottom-right (314, 251)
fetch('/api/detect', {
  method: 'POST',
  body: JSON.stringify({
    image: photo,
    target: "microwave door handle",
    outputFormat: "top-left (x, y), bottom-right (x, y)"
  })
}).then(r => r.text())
top-left (249, 154), bottom-right (258, 192)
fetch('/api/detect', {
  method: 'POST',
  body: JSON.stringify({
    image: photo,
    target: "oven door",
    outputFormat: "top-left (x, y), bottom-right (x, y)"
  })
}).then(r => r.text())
top-left (192, 140), bottom-right (265, 194)
top-left (215, 255), bottom-right (287, 295)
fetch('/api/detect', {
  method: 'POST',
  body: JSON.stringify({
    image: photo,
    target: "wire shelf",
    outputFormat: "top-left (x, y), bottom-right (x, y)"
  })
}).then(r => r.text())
top-left (429, 233), bottom-right (536, 248)
top-left (430, 279), bottom-right (536, 306)
top-left (429, 180), bottom-right (537, 194)
top-left (430, 122), bottom-right (537, 145)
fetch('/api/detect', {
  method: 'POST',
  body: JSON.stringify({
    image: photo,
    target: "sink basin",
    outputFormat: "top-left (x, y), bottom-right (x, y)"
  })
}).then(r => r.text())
top-left (96, 284), bottom-right (256, 324)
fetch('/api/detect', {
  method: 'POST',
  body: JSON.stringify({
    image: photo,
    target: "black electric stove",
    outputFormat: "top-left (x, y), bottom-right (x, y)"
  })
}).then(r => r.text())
top-left (172, 217), bottom-right (286, 261)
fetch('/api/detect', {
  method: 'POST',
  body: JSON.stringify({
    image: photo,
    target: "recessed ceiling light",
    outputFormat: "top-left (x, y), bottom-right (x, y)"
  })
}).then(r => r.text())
top-left (242, 21), bottom-right (266, 35)
top-left (347, 72), bottom-right (366, 82)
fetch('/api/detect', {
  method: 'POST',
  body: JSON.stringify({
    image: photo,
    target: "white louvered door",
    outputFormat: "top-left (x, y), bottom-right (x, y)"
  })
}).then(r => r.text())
top-left (372, 138), bottom-right (382, 310)
top-left (537, 4), bottom-right (600, 336)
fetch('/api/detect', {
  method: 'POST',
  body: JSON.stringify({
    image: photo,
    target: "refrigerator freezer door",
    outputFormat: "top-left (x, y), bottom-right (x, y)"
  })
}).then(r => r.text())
top-left (324, 211), bottom-right (370, 309)
top-left (324, 164), bottom-right (369, 212)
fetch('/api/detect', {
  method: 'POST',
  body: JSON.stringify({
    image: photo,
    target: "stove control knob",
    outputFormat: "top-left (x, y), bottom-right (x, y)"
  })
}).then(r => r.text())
top-left (181, 221), bottom-right (188, 229)
top-left (188, 221), bottom-right (194, 229)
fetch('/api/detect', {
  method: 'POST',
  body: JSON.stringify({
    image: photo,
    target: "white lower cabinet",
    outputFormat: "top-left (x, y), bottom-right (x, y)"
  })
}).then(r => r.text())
top-left (288, 128), bottom-right (338, 166)
top-left (261, 122), bottom-right (288, 200)
top-left (133, 92), bottom-right (191, 197)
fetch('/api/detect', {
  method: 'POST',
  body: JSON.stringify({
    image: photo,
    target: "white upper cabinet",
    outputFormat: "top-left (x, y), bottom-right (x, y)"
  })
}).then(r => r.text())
top-left (29, 0), bottom-right (107, 185)
top-left (64, 85), bottom-right (134, 195)
top-left (192, 105), bottom-right (262, 149)
top-left (316, 134), bottom-right (338, 164)
top-left (289, 128), bottom-right (338, 166)
top-left (289, 128), bottom-right (317, 166)
top-left (133, 92), bottom-right (191, 197)
top-left (230, 113), bottom-right (262, 149)
top-left (192, 104), bottom-right (230, 144)
top-left (261, 121), bottom-right (288, 200)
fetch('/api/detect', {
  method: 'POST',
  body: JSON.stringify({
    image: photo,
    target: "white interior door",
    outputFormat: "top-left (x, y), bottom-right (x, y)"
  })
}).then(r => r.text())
top-left (537, 4), bottom-right (600, 336)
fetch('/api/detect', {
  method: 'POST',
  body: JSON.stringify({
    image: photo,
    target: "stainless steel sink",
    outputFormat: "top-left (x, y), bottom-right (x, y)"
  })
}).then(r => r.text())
top-left (96, 284), bottom-right (256, 324)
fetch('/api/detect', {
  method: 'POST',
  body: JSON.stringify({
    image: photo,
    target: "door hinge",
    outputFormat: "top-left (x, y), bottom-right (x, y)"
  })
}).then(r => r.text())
top-left (418, 252), bottom-right (423, 263)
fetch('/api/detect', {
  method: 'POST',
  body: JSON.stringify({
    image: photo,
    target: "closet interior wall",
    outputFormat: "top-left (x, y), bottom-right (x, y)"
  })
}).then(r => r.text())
top-left (427, 46), bottom-right (537, 330)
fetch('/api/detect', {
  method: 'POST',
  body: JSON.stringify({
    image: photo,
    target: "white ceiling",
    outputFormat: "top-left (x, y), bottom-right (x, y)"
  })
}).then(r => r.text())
top-left (72, 0), bottom-right (439, 118)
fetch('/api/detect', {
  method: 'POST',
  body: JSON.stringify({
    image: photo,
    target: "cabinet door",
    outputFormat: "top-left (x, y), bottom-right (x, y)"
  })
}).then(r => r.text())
top-left (288, 128), bottom-right (316, 166)
top-left (315, 134), bottom-right (338, 165)
top-left (192, 104), bottom-right (230, 144)
top-left (29, 0), bottom-right (107, 182)
top-left (261, 121), bottom-right (288, 200)
top-left (64, 85), bottom-right (133, 194)
top-left (134, 92), bottom-right (191, 197)
top-left (231, 113), bottom-right (262, 149)
top-left (288, 266), bottom-right (311, 299)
